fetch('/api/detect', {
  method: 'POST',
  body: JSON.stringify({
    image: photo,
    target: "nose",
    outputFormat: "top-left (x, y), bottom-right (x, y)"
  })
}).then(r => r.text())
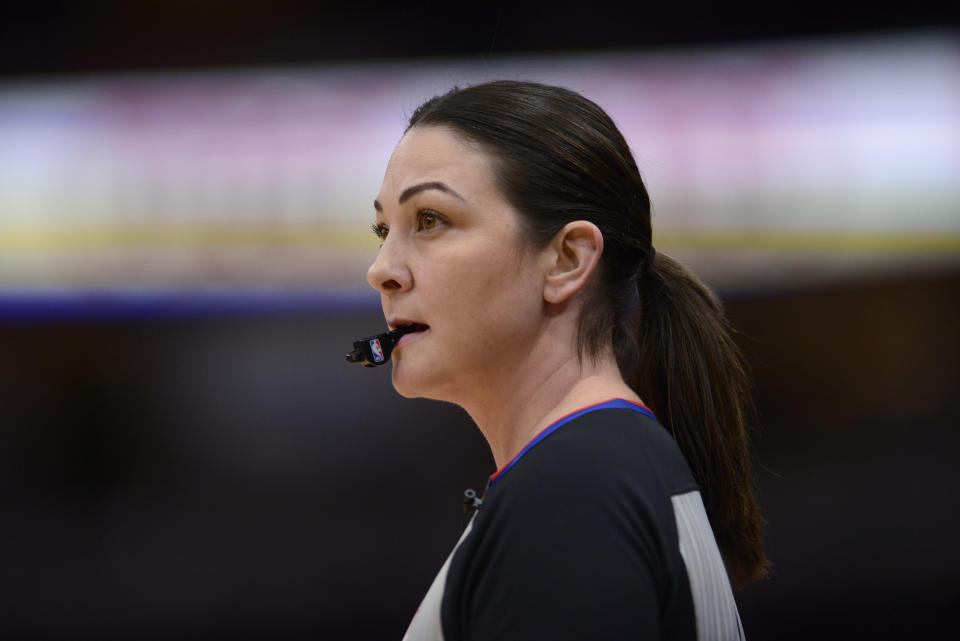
top-left (366, 238), bottom-right (412, 294)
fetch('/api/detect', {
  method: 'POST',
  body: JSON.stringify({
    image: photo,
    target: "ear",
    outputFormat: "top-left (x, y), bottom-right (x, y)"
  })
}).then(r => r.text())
top-left (543, 221), bottom-right (604, 304)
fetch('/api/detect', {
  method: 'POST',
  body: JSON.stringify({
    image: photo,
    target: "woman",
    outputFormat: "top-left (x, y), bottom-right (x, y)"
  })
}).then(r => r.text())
top-left (366, 81), bottom-right (767, 640)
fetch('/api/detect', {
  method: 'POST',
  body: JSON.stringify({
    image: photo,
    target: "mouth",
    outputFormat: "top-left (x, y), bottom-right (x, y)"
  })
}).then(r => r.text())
top-left (389, 320), bottom-right (430, 347)
top-left (389, 318), bottom-right (428, 332)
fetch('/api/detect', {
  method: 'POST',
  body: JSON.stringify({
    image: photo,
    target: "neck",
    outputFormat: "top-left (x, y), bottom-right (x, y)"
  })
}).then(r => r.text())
top-left (459, 343), bottom-right (642, 470)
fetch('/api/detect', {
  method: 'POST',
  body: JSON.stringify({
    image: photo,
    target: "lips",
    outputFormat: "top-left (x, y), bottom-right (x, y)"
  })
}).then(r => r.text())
top-left (389, 319), bottom-right (429, 332)
top-left (389, 320), bottom-right (430, 347)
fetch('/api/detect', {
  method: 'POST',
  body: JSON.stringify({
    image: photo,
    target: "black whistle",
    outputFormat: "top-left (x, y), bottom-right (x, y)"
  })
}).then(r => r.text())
top-left (345, 324), bottom-right (418, 367)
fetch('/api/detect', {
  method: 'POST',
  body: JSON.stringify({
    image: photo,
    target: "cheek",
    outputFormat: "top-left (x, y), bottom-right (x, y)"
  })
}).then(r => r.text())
top-left (428, 246), bottom-right (538, 335)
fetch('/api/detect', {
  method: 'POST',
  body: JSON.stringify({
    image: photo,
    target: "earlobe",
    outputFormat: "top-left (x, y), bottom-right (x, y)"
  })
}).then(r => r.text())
top-left (543, 221), bottom-right (604, 304)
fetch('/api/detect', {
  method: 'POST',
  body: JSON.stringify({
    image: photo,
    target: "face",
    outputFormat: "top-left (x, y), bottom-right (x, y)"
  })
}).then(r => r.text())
top-left (368, 126), bottom-right (547, 401)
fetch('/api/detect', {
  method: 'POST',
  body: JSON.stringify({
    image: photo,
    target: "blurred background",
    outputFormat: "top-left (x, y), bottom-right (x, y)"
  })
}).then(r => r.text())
top-left (1, 2), bottom-right (958, 639)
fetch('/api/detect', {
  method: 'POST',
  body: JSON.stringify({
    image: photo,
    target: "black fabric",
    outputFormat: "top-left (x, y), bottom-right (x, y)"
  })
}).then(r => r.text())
top-left (440, 408), bottom-right (699, 641)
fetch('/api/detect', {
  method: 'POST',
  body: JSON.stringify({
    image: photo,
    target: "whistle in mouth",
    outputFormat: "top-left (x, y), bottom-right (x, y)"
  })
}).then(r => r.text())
top-left (345, 324), bottom-right (418, 367)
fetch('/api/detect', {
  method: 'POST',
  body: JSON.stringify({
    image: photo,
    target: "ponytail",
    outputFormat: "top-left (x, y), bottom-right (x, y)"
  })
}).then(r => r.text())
top-left (628, 252), bottom-right (769, 588)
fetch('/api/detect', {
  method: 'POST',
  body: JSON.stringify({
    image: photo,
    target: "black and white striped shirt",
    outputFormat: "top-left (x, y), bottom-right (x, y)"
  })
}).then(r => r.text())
top-left (403, 399), bottom-right (744, 641)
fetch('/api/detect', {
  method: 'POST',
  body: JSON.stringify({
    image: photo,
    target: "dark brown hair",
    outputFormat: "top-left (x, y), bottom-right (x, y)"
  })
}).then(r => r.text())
top-left (408, 80), bottom-right (767, 587)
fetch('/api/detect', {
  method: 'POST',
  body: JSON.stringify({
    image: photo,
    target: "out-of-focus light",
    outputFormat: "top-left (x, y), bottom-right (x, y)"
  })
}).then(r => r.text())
top-left (0, 32), bottom-right (956, 300)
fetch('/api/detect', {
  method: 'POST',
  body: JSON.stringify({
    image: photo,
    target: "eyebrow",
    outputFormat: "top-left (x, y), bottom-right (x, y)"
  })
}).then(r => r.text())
top-left (373, 181), bottom-right (465, 212)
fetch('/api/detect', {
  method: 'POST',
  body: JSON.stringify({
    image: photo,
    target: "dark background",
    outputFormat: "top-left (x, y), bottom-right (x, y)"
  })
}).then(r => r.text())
top-left (1, 0), bottom-right (958, 76)
top-left (1, 2), bottom-right (959, 639)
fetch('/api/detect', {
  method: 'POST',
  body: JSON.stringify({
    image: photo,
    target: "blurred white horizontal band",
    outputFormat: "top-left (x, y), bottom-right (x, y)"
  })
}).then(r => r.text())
top-left (0, 31), bottom-right (957, 291)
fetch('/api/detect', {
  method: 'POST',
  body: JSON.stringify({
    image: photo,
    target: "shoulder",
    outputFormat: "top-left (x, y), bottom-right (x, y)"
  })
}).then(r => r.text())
top-left (473, 407), bottom-right (700, 600)
top-left (438, 408), bottom-right (700, 640)
top-left (473, 407), bottom-right (701, 589)
top-left (496, 407), bottom-right (698, 505)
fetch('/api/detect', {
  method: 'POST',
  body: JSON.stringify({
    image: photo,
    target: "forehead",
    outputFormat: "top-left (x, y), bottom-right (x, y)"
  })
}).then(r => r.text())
top-left (379, 126), bottom-right (497, 201)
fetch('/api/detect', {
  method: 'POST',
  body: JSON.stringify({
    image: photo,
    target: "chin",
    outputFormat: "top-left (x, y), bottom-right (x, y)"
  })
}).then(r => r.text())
top-left (390, 359), bottom-right (427, 399)
top-left (391, 378), bottom-right (421, 399)
top-left (390, 357), bottom-right (452, 401)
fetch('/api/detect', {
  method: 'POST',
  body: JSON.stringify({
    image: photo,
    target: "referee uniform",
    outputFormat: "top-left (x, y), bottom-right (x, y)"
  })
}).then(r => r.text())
top-left (402, 399), bottom-right (745, 641)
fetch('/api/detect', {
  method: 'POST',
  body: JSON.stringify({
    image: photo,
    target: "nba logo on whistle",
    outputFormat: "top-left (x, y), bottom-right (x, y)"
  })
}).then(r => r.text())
top-left (370, 338), bottom-right (385, 363)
